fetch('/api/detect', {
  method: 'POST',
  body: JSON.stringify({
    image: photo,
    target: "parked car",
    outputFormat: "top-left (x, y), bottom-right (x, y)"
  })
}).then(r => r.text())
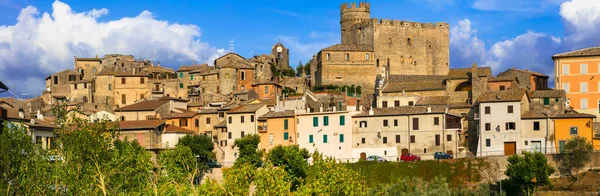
top-left (207, 160), bottom-right (222, 168)
top-left (400, 153), bottom-right (421, 162)
top-left (366, 155), bottom-right (387, 162)
top-left (434, 152), bottom-right (453, 160)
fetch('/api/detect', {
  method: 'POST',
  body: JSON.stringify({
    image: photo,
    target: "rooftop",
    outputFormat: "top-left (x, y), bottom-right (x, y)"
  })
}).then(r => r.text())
top-left (553, 47), bottom-right (600, 58)
top-left (477, 89), bottom-right (527, 103)
top-left (321, 44), bottom-right (374, 52)
top-left (416, 96), bottom-right (450, 106)
top-left (382, 80), bottom-right (446, 93)
top-left (118, 120), bottom-right (166, 130)
top-left (115, 99), bottom-right (170, 112)
top-left (177, 64), bottom-right (209, 72)
top-left (354, 106), bottom-right (447, 117)
top-left (164, 124), bottom-right (196, 134)
top-left (530, 90), bottom-right (565, 98)
top-left (228, 103), bottom-right (265, 114)
top-left (257, 110), bottom-right (295, 120)
top-left (447, 67), bottom-right (492, 79)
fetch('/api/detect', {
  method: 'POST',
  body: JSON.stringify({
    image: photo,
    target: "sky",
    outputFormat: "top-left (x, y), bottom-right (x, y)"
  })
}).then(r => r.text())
top-left (0, 0), bottom-right (599, 98)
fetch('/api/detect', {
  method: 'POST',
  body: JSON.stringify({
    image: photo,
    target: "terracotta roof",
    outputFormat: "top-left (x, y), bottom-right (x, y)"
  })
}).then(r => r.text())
top-left (387, 75), bottom-right (447, 82)
top-left (118, 120), bottom-right (166, 130)
top-left (199, 108), bottom-right (218, 114)
top-left (416, 96), bottom-right (450, 106)
top-left (233, 89), bottom-right (252, 95)
top-left (553, 47), bottom-right (600, 58)
top-left (170, 109), bottom-right (197, 118)
top-left (259, 98), bottom-right (277, 106)
top-left (214, 52), bottom-right (246, 62)
top-left (178, 64), bottom-right (209, 72)
top-left (353, 106), bottom-right (447, 117)
top-left (98, 67), bottom-right (148, 77)
top-left (228, 103), bottom-right (265, 114)
top-left (477, 89), bottom-right (527, 103)
top-left (505, 68), bottom-right (548, 77)
top-left (552, 113), bottom-right (596, 119)
top-left (214, 121), bottom-right (227, 128)
top-left (447, 67), bottom-right (492, 79)
top-left (449, 102), bottom-right (473, 108)
top-left (148, 66), bottom-right (175, 73)
top-left (1, 106), bottom-right (28, 120)
top-left (258, 110), bottom-right (295, 120)
top-left (321, 44), bottom-right (373, 52)
top-left (530, 90), bottom-right (565, 98)
top-left (522, 109), bottom-right (556, 119)
top-left (188, 101), bottom-right (203, 107)
top-left (159, 96), bottom-right (188, 102)
top-left (115, 99), bottom-right (170, 112)
top-left (382, 80), bottom-right (446, 93)
top-left (164, 124), bottom-right (196, 134)
top-left (197, 69), bottom-right (219, 75)
top-left (488, 76), bottom-right (517, 82)
top-left (24, 119), bottom-right (54, 129)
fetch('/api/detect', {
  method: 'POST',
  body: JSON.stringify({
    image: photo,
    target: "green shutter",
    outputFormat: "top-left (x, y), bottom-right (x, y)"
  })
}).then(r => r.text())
top-left (340, 134), bottom-right (344, 143)
top-left (543, 98), bottom-right (550, 105)
top-left (309, 135), bottom-right (313, 143)
top-left (324, 116), bottom-right (329, 126)
top-left (323, 135), bottom-right (328, 143)
top-left (179, 72), bottom-right (183, 78)
top-left (284, 132), bottom-right (289, 140)
top-left (313, 117), bottom-right (318, 127)
top-left (190, 74), bottom-right (194, 80)
top-left (180, 83), bottom-right (183, 88)
top-left (284, 119), bottom-right (289, 130)
top-left (340, 115), bottom-right (345, 126)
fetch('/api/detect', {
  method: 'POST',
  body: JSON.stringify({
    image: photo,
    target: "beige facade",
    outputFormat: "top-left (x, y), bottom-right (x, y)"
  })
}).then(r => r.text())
top-left (220, 103), bottom-right (268, 165)
top-left (317, 48), bottom-right (378, 93)
top-left (296, 111), bottom-right (353, 161)
top-left (74, 57), bottom-right (102, 80)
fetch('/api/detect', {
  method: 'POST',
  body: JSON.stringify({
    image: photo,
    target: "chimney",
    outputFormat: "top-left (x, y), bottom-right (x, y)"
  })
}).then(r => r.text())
top-left (30, 118), bottom-right (35, 125)
top-left (157, 62), bottom-right (161, 67)
top-left (426, 106), bottom-right (432, 113)
top-left (332, 106), bottom-right (337, 112)
top-left (368, 108), bottom-right (374, 115)
top-left (18, 108), bottom-right (24, 119)
top-left (37, 110), bottom-right (44, 120)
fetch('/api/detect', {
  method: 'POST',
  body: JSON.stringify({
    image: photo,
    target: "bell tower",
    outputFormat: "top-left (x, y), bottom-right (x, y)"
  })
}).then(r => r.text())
top-left (340, 2), bottom-right (370, 44)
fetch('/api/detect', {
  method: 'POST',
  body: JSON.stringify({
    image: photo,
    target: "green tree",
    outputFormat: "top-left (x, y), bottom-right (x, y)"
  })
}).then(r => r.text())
top-left (253, 164), bottom-right (292, 196)
top-left (298, 152), bottom-right (367, 195)
top-left (177, 134), bottom-right (215, 171)
top-left (296, 61), bottom-right (304, 77)
top-left (505, 151), bottom-right (554, 195)
top-left (304, 62), bottom-right (311, 76)
top-left (234, 134), bottom-right (262, 167)
top-left (158, 145), bottom-right (197, 185)
top-left (560, 136), bottom-right (593, 178)
top-left (107, 139), bottom-right (153, 194)
top-left (266, 145), bottom-right (310, 190)
top-left (222, 163), bottom-right (256, 196)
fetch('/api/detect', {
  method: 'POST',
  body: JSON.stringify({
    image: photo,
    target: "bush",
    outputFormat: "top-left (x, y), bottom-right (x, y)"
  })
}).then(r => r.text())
top-left (505, 152), bottom-right (555, 195)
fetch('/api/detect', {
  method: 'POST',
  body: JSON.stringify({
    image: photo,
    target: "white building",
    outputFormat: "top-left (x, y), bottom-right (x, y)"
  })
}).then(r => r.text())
top-left (296, 111), bottom-right (353, 161)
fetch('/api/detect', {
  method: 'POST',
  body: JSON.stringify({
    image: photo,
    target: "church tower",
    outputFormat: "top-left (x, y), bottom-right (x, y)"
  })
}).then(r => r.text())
top-left (340, 2), bottom-right (370, 44)
top-left (271, 42), bottom-right (290, 70)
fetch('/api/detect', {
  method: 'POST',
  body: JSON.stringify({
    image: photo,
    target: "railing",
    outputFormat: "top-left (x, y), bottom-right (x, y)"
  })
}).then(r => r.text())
top-left (258, 126), bottom-right (267, 133)
top-left (152, 88), bottom-right (164, 94)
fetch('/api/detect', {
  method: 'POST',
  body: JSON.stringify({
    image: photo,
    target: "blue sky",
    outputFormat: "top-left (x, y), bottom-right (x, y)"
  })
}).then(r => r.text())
top-left (0, 0), bottom-right (599, 97)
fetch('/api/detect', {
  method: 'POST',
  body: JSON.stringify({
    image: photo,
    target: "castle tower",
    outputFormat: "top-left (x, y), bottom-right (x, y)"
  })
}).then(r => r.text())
top-left (340, 2), bottom-right (370, 44)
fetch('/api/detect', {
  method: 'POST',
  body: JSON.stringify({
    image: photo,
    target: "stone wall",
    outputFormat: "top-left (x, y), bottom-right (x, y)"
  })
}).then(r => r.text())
top-left (114, 76), bottom-right (150, 107)
top-left (318, 50), bottom-right (378, 94)
top-left (218, 68), bottom-right (237, 95)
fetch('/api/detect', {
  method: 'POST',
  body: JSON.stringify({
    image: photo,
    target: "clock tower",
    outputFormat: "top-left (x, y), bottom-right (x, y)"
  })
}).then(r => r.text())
top-left (271, 42), bottom-right (290, 70)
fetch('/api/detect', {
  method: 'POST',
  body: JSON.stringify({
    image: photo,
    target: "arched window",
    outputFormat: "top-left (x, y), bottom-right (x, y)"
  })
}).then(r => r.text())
top-left (407, 38), bottom-right (412, 46)
top-left (241, 71), bottom-right (245, 80)
top-left (376, 59), bottom-right (379, 67)
top-left (454, 82), bottom-right (472, 91)
top-left (225, 73), bottom-right (230, 79)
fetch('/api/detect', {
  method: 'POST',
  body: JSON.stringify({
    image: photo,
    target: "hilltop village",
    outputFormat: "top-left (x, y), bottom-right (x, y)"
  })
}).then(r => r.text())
top-left (2, 2), bottom-right (600, 166)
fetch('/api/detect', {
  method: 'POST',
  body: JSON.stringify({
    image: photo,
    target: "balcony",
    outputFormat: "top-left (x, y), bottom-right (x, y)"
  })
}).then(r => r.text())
top-left (152, 87), bottom-right (164, 94)
top-left (258, 125), bottom-right (267, 133)
top-left (188, 89), bottom-right (201, 96)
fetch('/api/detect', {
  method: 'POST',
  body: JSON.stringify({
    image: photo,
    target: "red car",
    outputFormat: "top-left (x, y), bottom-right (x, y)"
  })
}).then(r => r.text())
top-left (400, 153), bottom-right (421, 162)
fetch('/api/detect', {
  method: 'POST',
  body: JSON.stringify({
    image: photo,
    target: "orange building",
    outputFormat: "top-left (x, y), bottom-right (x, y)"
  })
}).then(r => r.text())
top-left (554, 47), bottom-right (600, 118)
top-left (257, 110), bottom-right (297, 152)
top-left (252, 81), bottom-right (282, 100)
top-left (552, 113), bottom-right (597, 151)
top-left (237, 67), bottom-right (254, 91)
top-left (165, 108), bottom-right (199, 134)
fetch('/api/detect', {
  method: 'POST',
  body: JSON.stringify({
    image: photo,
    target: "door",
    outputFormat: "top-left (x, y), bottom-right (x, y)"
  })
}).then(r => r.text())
top-left (360, 153), bottom-right (366, 161)
top-left (559, 140), bottom-right (566, 153)
top-left (531, 141), bottom-right (542, 152)
top-left (504, 142), bottom-right (516, 155)
top-left (401, 148), bottom-right (409, 155)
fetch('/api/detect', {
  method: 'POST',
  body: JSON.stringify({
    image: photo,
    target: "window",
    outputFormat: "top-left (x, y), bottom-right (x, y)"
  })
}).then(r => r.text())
top-left (74, 83), bottom-right (78, 89)
top-left (361, 138), bottom-right (365, 144)
top-left (179, 83), bottom-right (183, 89)
top-left (388, 38), bottom-right (392, 44)
top-left (359, 121), bottom-right (367, 128)
top-left (395, 135), bottom-right (401, 143)
top-left (121, 78), bottom-right (126, 84)
top-left (407, 38), bottom-right (411, 46)
top-left (206, 118), bottom-right (211, 124)
top-left (121, 94), bottom-right (126, 105)
top-left (485, 106), bottom-right (490, 114)
top-left (228, 132), bottom-right (232, 139)
top-left (364, 53), bottom-right (369, 61)
top-left (228, 116), bottom-right (232, 124)
top-left (562, 64), bottom-right (569, 74)
top-left (190, 74), bottom-right (194, 80)
top-left (179, 72), bottom-right (183, 78)
top-left (323, 135), bottom-right (328, 143)
top-left (241, 131), bottom-right (245, 137)
top-left (543, 98), bottom-right (550, 105)
top-left (499, 85), bottom-right (505, 91)
top-left (69, 75), bottom-right (76, 81)
top-left (383, 137), bottom-right (388, 144)
top-left (563, 83), bottom-right (570, 93)
top-left (435, 135), bottom-right (440, 146)
top-left (423, 148), bottom-right (427, 153)
top-left (383, 120), bottom-right (388, 127)
top-left (84, 83), bottom-right (87, 88)
top-left (394, 119), bottom-right (398, 127)
top-left (581, 63), bottom-right (588, 74)
top-left (580, 82), bottom-right (589, 93)
top-left (339, 134), bottom-right (344, 143)
top-left (485, 123), bottom-right (491, 131)
top-left (581, 98), bottom-right (588, 109)
top-left (533, 121), bottom-right (540, 131)
top-left (345, 53), bottom-right (349, 61)
top-left (250, 115), bottom-right (254, 122)
top-left (394, 100), bottom-right (400, 107)
top-left (340, 115), bottom-right (345, 125)
top-left (447, 134), bottom-right (452, 141)
top-left (309, 135), bottom-right (314, 143)
top-left (265, 86), bottom-right (269, 94)
top-left (434, 117), bottom-right (439, 125)
top-left (382, 101), bottom-right (388, 108)
top-left (412, 118), bottom-right (419, 130)
top-left (284, 132), bottom-right (289, 140)
top-left (324, 116), bottom-right (329, 126)
top-left (410, 135), bottom-right (415, 143)
top-left (486, 139), bottom-right (491, 147)
top-left (284, 119), bottom-right (289, 130)
top-left (313, 117), bottom-right (318, 127)
top-left (140, 77), bottom-right (145, 84)
top-left (241, 116), bottom-right (245, 123)
top-left (507, 105), bottom-right (514, 113)
top-left (505, 122), bottom-right (516, 130)
top-left (54, 76), bottom-right (59, 84)
top-left (108, 84), bottom-right (112, 90)
top-left (570, 127), bottom-right (578, 135)
top-left (408, 101), bottom-right (414, 106)
top-left (180, 119), bottom-right (188, 127)
top-left (269, 134), bottom-right (274, 145)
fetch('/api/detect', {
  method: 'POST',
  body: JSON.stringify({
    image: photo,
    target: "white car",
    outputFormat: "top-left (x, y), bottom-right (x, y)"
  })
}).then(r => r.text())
top-left (366, 155), bottom-right (386, 162)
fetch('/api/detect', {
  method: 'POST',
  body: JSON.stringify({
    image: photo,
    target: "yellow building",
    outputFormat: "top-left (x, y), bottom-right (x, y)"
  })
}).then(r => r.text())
top-left (552, 113), bottom-right (596, 152)
top-left (257, 110), bottom-right (297, 152)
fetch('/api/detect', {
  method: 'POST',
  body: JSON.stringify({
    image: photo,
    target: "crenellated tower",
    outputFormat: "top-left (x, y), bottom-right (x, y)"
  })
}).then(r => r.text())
top-left (340, 2), bottom-right (370, 44)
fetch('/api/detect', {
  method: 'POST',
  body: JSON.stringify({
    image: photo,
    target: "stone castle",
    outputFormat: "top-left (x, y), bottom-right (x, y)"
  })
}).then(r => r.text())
top-left (316, 2), bottom-right (449, 92)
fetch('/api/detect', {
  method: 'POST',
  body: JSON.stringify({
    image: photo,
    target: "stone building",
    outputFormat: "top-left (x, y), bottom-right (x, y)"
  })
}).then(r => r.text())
top-left (74, 56), bottom-right (102, 80)
top-left (271, 42), bottom-right (291, 70)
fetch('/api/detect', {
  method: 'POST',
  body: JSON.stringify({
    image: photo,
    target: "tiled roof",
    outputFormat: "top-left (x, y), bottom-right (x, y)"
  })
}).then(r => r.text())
top-left (321, 44), bottom-right (374, 52)
top-left (449, 102), bottom-right (473, 108)
top-left (164, 124), bottom-right (196, 134)
top-left (198, 108), bottom-right (218, 114)
top-left (505, 68), bottom-right (548, 77)
top-left (233, 89), bottom-right (252, 95)
top-left (387, 75), bottom-right (447, 82)
top-left (382, 80), bottom-right (446, 93)
top-left (416, 96), bottom-right (450, 106)
top-left (258, 110), bottom-right (295, 120)
top-left (118, 120), bottom-right (166, 130)
top-left (75, 57), bottom-right (101, 61)
top-left (477, 89), bottom-right (526, 103)
top-left (228, 103), bottom-right (265, 114)
top-left (177, 64), bottom-right (209, 72)
top-left (159, 96), bottom-right (188, 102)
top-left (188, 101), bottom-right (203, 107)
top-left (24, 119), bottom-right (54, 129)
top-left (447, 67), bottom-right (492, 79)
top-left (259, 98), bottom-right (277, 106)
top-left (148, 66), bottom-right (175, 73)
top-left (488, 76), bottom-right (517, 82)
top-left (115, 100), bottom-right (170, 112)
top-left (170, 109), bottom-right (197, 118)
top-left (530, 90), bottom-right (565, 98)
top-left (553, 113), bottom-right (596, 119)
top-left (553, 47), bottom-right (600, 58)
top-left (522, 109), bottom-right (556, 119)
top-left (353, 106), bottom-right (447, 117)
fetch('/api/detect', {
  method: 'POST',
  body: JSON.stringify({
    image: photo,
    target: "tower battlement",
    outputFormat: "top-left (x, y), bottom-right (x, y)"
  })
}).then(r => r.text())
top-left (353, 18), bottom-right (449, 29)
top-left (340, 2), bottom-right (370, 13)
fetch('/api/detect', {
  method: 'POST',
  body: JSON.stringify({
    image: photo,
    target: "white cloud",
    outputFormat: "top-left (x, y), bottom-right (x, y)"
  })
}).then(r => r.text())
top-left (0, 0), bottom-right (226, 96)
top-left (472, 0), bottom-right (567, 12)
top-left (560, 0), bottom-right (600, 48)
top-left (277, 31), bottom-right (338, 66)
